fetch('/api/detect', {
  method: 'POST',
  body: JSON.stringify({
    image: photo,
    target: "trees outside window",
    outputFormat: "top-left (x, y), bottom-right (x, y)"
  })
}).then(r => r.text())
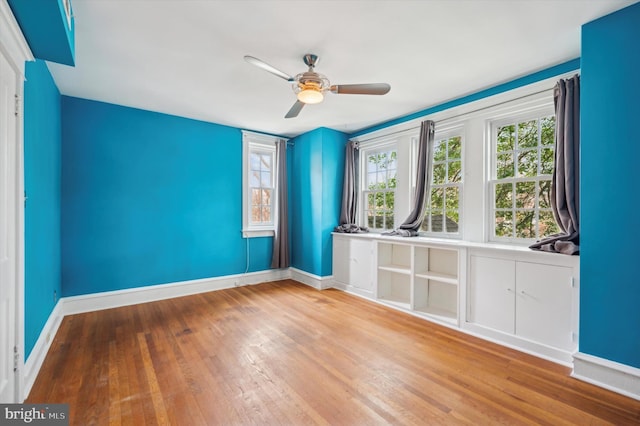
top-left (363, 148), bottom-right (397, 231)
top-left (491, 113), bottom-right (559, 241)
top-left (422, 134), bottom-right (462, 235)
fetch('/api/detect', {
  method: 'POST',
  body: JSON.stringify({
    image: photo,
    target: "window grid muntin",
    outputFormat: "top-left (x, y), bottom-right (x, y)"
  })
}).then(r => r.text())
top-left (491, 112), bottom-right (558, 241)
top-left (423, 135), bottom-right (463, 235)
top-left (362, 147), bottom-right (397, 231)
top-left (248, 148), bottom-right (275, 226)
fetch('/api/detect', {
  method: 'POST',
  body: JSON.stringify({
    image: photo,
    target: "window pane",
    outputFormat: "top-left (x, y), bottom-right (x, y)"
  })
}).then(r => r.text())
top-left (515, 211), bottom-right (535, 238)
top-left (445, 187), bottom-right (459, 211)
top-left (433, 164), bottom-right (446, 185)
top-left (250, 170), bottom-right (260, 187)
top-left (367, 158), bottom-right (378, 173)
top-left (261, 207), bottom-right (271, 223)
top-left (497, 125), bottom-right (515, 152)
top-left (434, 139), bottom-right (447, 161)
top-left (385, 192), bottom-right (395, 211)
top-left (387, 171), bottom-right (397, 189)
top-left (251, 188), bottom-right (261, 205)
top-left (250, 153), bottom-right (261, 170)
top-left (449, 161), bottom-right (462, 183)
top-left (515, 181), bottom-right (535, 208)
top-left (495, 183), bottom-right (513, 209)
top-left (385, 212), bottom-right (394, 230)
top-left (260, 154), bottom-right (271, 170)
top-left (251, 205), bottom-right (261, 222)
top-left (367, 172), bottom-right (377, 188)
top-left (262, 189), bottom-right (271, 206)
top-left (497, 153), bottom-right (514, 179)
top-left (374, 215), bottom-right (383, 229)
top-left (367, 215), bottom-right (375, 229)
top-left (538, 180), bottom-right (552, 209)
top-left (539, 210), bottom-right (560, 237)
top-left (448, 137), bottom-right (461, 159)
top-left (375, 192), bottom-right (384, 209)
top-left (261, 171), bottom-right (271, 186)
top-left (445, 211), bottom-right (459, 233)
top-left (517, 150), bottom-right (537, 177)
top-left (541, 116), bottom-right (555, 146)
top-left (495, 211), bottom-right (513, 237)
top-left (431, 212), bottom-right (444, 232)
top-left (430, 188), bottom-right (444, 210)
top-left (518, 120), bottom-right (538, 149)
top-left (541, 148), bottom-right (554, 175)
top-left (367, 193), bottom-right (375, 209)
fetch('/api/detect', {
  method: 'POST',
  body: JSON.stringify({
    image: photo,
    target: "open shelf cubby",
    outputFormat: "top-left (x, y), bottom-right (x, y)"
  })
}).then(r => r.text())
top-left (377, 269), bottom-right (411, 308)
top-left (414, 246), bottom-right (458, 284)
top-left (413, 277), bottom-right (458, 323)
top-left (378, 242), bottom-right (411, 274)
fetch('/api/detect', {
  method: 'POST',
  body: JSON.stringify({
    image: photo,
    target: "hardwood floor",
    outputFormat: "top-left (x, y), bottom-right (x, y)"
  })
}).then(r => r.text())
top-left (28, 280), bottom-right (640, 425)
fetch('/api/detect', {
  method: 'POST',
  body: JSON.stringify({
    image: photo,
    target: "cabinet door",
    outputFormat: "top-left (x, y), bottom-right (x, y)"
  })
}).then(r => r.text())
top-left (516, 262), bottom-right (575, 350)
top-left (469, 256), bottom-right (515, 334)
top-left (350, 239), bottom-right (373, 291)
top-left (332, 237), bottom-right (350, 285)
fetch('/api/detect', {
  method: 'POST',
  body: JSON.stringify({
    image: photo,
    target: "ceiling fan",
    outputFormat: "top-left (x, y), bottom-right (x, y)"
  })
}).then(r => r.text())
top-left (244, 53), bottom-right (391, 119)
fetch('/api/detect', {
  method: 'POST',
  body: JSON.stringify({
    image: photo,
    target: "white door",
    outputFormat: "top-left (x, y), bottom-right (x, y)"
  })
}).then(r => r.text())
top-left (469, 255), bottom-right (515, 334)
top-left (0, 50), bottom-right (18, 403)
top-left (516, 262), bottom-right (575, 350)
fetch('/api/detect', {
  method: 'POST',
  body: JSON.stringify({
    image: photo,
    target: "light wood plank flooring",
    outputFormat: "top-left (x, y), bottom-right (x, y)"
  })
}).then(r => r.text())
top-left (28, 280), bottom-right (640, 425)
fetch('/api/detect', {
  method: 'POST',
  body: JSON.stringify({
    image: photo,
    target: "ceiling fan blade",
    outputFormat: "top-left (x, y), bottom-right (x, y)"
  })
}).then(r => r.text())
top-left (285, 100), bottom-right (305, 119)
top-left (244, 55), bottom-right (294, 82)
top-left (330, 83), bottom-right (391, 95)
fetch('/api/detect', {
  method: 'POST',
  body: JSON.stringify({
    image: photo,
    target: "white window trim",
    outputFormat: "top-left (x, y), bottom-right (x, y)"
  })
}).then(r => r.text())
top-left (487, 105), bottom-right (555, 244)
top-left (241, 130), bottom-right (282, 238)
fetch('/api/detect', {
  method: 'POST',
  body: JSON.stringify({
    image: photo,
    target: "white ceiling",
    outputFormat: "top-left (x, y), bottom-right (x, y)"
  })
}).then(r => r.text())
top-left (47, 0), bottom-right (636, 138)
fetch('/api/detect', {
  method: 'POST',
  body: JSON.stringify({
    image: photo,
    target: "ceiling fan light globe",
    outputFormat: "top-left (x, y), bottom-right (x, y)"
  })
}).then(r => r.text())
top-left (297, 89), bottom-right (323, 104)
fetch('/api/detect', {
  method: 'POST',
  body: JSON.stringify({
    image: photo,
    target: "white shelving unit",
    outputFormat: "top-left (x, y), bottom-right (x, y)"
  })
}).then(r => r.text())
top-left (376, 241), bottom-right (462, 325)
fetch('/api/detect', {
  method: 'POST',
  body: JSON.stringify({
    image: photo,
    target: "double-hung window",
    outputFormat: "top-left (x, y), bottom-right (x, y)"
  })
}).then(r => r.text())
top-left (422, 131), bottom-right (463, 236)
top-left (242, 131), bottom-right (279, 238)
top-left (361, 143), bottom-right (398, 231)
top-left (490, 109), bottom-right (559, 241)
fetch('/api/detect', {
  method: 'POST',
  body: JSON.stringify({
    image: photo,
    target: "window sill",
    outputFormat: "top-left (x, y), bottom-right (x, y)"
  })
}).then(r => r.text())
top-left (242, 229), bottom-right (275, 239)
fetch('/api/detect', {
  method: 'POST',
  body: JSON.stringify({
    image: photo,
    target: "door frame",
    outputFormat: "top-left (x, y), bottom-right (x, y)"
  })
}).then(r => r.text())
top-left (0, 0), bottom-right (33, 402)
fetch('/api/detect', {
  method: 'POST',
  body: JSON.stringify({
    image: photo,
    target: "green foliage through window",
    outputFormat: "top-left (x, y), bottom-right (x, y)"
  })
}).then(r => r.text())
top-left (422, 135), bottom-right (462, 234)
top-left (364, 149), bottom-right (397, 230)
top-left (493, 114), bottom-right (560, 240)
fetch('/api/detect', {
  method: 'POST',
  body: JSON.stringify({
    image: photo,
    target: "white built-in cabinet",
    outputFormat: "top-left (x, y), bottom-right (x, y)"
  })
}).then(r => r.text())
top-left (466, 249), bottom-right (579, 363)
top-left (332, 233), bottom-right (580, 365)
top-left (332, 234), bottom-right (374, 298)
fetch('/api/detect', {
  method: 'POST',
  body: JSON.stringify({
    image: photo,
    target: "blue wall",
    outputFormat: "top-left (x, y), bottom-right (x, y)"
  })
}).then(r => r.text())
top-left (23, 60), bottom-right (62, 358)
top-left (8, 0), bottom-right (75, 66)
top-left (580, 2), bottom-right (640, 369)
top-left (291, 128), bottom-right (347, 276)
top-left (61, 97), bottom-right (272, 296)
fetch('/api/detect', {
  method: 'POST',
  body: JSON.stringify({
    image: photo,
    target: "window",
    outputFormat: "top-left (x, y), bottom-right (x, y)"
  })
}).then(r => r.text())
top-left (362, 145), bottom-right (397, 231)
top-left (242, 131), bottom-right (280, 238)
top-left (490, 111), bottom-right (560, 241)
top-left (422, 133), bottom-right (463, 236)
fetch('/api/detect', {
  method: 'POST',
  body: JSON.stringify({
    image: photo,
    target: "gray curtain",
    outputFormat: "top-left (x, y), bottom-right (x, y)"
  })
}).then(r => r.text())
top-left (334, 140), bottom-right (368, 233)
top-left (271, 139), bottom-right (290, 268)
top-left (385, 120), bottom-right (435, 237)
top-left (530, 75), bottom-right (580, 255)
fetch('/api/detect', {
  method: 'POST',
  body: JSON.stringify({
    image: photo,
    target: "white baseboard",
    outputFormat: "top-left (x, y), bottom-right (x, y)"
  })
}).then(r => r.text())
top-left (290, 268), bottom-right (333, 290)
top-left (64, 269), bottom-right (291, 315)
top-left (23, 300), bottom-right (64, 401)
top-left (572, 352), bottom-right (640, 401)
